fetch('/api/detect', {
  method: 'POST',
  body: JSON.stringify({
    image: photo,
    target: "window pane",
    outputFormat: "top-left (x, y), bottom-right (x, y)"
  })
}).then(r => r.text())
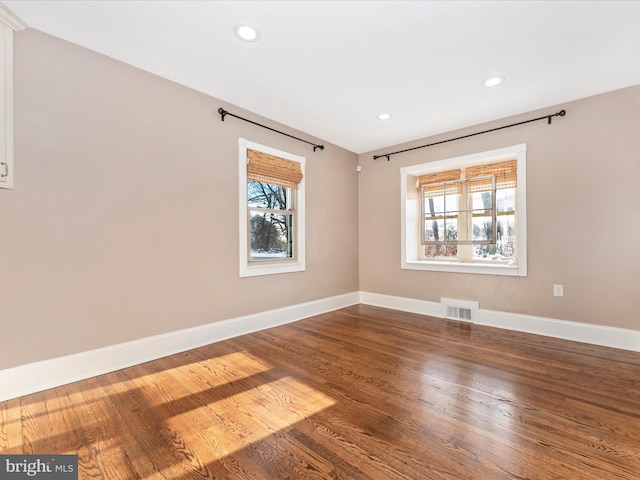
top-left (423, 193), bottom-right (459, 215)
top-left (423, 190), bottom-right (460, 244)
top-left (424, 218), bottom-right (442, 242)
top-left (473, 187), bottom-right (515, 261)
top-left (249, 211), bottom-right (293, 260)
top-left (496, 213), bottom-right (515, 258)
top-left (473, 214), bottom-right (515, 260)
top-left (248, 181), bottom-right (289, 210)
top-left (471, 190), bottom-right (493, 214)
top-left (445, 193), bottom-right (459, 211)
top-left (471, 216), bottom-right (493, 242)
top-left (424, 195), bottom-right (442, 215)
top-left (424, 217), bottom-right (458, 242)
top-left (497, 188), bottom-right (515, 213)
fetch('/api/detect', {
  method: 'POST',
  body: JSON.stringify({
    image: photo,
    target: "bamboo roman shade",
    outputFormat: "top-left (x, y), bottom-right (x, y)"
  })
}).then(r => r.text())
top-left (247, 149), bottom-right (303, 189)
top-left (418, 169), bottom-right (461, 187)
top-left (418, 160), bottom-right (516, 196)
top-left (418, 169), bottom-right (462, 197)
top-left (466, 160), bottom-right (517, 192)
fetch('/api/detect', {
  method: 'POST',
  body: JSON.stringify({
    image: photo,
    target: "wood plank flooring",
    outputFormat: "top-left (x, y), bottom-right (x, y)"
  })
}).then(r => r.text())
top-left (1, 304), bottom-right (639, 479)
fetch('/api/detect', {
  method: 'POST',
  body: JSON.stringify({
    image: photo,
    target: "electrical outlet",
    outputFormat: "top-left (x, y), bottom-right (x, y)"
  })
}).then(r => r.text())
top-left (553, 284), bottom-right (564, 297)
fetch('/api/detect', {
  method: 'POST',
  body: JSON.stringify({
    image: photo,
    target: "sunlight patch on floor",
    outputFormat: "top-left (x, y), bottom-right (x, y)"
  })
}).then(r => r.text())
top-left (169, 375), bottom-right (336, 460)
top-left (135, 350), bottom-right (275, 407)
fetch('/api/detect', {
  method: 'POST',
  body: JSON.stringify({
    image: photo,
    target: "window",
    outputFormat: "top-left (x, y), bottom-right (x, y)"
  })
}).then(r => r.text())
top-left (401, 144), bottom-right (527, 276)
top-left (239, 138), bottom-right (305, 277)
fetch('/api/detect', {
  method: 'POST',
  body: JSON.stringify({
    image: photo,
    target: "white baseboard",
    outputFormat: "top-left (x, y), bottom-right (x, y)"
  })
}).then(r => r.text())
top-left (359, 291), bottom-right (640, 352)
top-left (3, 291), bottom-right (637, 401)
top-left (360, 291), bottom-right (442, 317)
top-left (476, 308), bottom-right (640, 352)
top-left (0, 292), bottom-right (360, 402)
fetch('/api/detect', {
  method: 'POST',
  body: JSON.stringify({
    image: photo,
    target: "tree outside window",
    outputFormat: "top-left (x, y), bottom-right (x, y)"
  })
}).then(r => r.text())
top-left (248, 181), bottom-right (294, 260)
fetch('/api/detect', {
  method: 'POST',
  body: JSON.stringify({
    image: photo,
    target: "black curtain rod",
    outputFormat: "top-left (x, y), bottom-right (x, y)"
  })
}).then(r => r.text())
top-left (218, 108), bottom-right (325, 152)
top-left (373, 109), bottom-right (566, 161)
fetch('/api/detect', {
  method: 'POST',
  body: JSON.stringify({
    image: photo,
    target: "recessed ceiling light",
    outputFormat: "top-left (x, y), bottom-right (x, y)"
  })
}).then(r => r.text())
top-left (378, 113), bottom-right (391, 120)
top-left (234, 25), bottom-right (260, 42)
top-left (482, 75), bottom-right (505, 87)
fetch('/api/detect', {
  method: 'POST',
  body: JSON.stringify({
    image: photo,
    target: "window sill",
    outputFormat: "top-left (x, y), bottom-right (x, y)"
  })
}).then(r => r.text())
top-left (240, 260), bottom-right (305, 278)
top-left (402, 260), bottom-right (526, 277)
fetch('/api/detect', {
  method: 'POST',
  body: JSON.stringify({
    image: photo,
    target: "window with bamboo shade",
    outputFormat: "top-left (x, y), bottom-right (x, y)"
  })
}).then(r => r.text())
top-left (239, 138), bottom-right (306, 277)
top-left (401, 144), bottom-right (527, 277)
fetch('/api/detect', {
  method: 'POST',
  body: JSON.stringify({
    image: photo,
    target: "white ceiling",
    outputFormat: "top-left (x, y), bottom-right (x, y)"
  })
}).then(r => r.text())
top-left (4, 1), bottom-right (640, 154)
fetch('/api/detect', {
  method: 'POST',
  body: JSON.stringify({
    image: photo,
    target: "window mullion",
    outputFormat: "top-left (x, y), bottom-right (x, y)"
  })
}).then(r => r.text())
top-left (250, 206), bottom-right (294, 216)
top-left (459, 173), bottom-right (472, 262)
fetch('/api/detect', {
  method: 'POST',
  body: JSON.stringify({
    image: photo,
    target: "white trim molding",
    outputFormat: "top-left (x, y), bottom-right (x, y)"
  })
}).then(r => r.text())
top-left (0, 5), bottom-right (25, 190)
top-left (359, 291), bottom-right (640, 352)
top-left (360, 291), bottom-right (441, 317)
top-left (0, 292), bottom-right (359, 402)
top-left (0, 4), bottom-right (27, 31)
top-left (476, 309), bottom-right (640, 352)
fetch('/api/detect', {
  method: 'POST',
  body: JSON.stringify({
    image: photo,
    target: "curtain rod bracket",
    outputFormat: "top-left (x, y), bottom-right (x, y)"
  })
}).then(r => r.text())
top-left (217, 107), bottom-right (324, 152)
top-left (373, 109), bottom-right (567, 160)
top-left (548, 109), bottom-right (566, 124)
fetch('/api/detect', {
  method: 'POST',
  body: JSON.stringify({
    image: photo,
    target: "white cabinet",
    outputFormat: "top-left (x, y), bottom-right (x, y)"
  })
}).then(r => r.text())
top-left (0, 6), bottom-right (26, 190)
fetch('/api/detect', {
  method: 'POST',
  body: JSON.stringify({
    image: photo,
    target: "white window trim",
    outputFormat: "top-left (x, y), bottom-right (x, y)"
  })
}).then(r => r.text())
top-left (239, 138), bottom-right (306, 277)
top-left (0, 5), bottom-right (26, 190)
top-left (401, 143), bottom-right (527, 277)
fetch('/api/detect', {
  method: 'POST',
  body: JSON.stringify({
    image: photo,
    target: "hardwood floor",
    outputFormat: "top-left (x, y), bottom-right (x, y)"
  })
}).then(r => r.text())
top-left (1, 304), bottom-right (639, 479)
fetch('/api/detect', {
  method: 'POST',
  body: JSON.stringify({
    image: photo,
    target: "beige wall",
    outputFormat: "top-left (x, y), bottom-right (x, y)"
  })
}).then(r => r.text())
top-left (2, 28), bottom-right (638, 373)
top-left (0, 29), bottom-right (360, 370)
top-left (359, 85), bottom-right (640, 331)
